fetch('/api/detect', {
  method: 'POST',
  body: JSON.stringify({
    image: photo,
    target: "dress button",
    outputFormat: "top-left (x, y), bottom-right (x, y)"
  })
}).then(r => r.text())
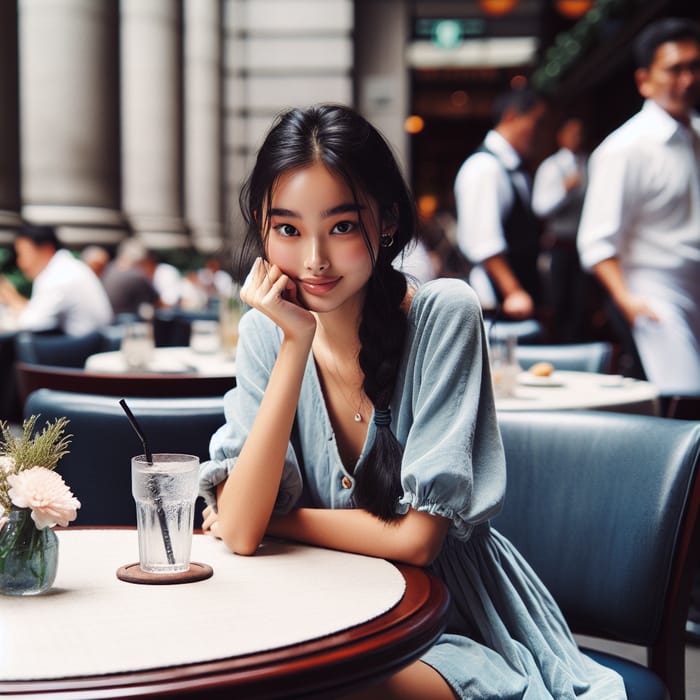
top-left (341, 476), bottom-right (353, 489)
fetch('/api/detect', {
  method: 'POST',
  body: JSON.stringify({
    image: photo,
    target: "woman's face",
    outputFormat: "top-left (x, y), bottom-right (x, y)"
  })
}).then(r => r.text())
top-left (264, 161), bottom-right (386, 314)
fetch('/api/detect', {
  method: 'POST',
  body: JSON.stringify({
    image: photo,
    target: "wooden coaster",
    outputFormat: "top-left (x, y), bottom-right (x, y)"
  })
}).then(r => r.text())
top-left (116, 562), bottom-right (213, 585)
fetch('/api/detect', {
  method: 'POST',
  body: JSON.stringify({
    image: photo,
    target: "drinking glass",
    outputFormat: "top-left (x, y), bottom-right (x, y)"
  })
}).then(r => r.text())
top-left (219, 287), bottom-right (244, 358)
top-left (189, 320), bottom-right (221, 354)
top-left (131, 453), bottom-right (200, 574)
top-left (489, 333), bottom-right (521, 398)
top-left (121, 322), bottom-right (155, 370)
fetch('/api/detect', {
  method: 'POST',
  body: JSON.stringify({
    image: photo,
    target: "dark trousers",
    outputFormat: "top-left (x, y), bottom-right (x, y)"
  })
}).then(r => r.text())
top-left (548, 241), bottom-right (587, 343)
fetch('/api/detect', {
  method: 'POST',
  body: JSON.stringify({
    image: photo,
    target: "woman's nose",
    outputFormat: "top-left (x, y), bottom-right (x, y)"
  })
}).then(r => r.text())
top-left (304, 240), bottom-right (329, 272)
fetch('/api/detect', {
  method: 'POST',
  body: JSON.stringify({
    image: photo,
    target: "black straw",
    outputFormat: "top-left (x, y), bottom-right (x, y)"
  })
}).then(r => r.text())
top-left (119, 399), bottom-right (175, 565)
top-left (119, 398), bottom-right (153, 464)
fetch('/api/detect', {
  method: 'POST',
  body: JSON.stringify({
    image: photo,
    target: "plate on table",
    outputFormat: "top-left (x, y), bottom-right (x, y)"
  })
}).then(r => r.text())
top-left (147, 359), bottom-right (196, 374)
top-left (517, 372), bottom-right (565, 388)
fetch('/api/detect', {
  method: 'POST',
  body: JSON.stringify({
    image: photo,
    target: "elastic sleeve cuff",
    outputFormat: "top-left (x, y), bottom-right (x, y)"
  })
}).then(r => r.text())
top-left (397, 493), bottom-right (474, 540)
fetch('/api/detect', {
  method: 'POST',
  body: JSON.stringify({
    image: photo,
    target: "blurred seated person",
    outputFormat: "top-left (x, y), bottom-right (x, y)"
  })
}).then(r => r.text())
top-left (101, 238), bottom-right (160, 317)
top-left (196, 256), bottom-right (235, 300)
top-left (153, 259), bottom-right (183, 308)
top-left (80, 245), bottom-right (110, 278)
top-left (0, 224), bottom-right (113, 335)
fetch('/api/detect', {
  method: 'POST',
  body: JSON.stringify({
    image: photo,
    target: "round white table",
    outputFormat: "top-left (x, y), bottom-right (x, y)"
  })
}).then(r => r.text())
top-left (86, 346), bottom-right (236, 377)
top-left (496, 370), bottom-right (660, 415)
top-left (0, 530), bottom-right (449, 699)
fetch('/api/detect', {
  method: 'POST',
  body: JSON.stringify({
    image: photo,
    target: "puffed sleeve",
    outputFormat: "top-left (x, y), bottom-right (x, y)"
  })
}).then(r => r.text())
top-left (395, 279), bottom-right (506, 539)
top-left (198, 309), bottom-right (304, 511)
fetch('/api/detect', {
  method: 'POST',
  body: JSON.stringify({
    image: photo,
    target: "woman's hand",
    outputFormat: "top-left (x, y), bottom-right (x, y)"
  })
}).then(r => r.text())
top-left (202, 504), bottom-right (222, 539)
top-left (241, 258), bottom-right (316, 341)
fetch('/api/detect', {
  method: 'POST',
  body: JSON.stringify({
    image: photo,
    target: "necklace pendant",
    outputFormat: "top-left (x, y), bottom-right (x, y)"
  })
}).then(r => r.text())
top-left (354, 412), bottom-right (362, 423)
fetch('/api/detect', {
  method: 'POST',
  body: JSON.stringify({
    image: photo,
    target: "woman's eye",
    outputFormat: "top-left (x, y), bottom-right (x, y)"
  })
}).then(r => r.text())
top-left (275, 224), bottom-right (299, 237)
top-left (331, 220), bottom-right (356, 234)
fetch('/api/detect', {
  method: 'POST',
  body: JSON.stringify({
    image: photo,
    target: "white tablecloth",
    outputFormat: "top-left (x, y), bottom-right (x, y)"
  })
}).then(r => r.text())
top-left (496, 371), bottom-right (660, 415)
top-left (86, 346), bottom-right (236, 377)
top-left (0, 530), bottom-right (406, 681)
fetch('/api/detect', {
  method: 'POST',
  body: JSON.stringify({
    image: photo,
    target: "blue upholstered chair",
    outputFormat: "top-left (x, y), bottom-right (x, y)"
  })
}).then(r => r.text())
top-left (486, 318), bottom-right (543, 345)
top-left (14, 330), bottom-right (107, 368)
top-left (24, 389), bottom-right (225, 527)
top-left (495, 410), bottom-right (700, 700)
top-left (515, 341), bottom-right (614, 374)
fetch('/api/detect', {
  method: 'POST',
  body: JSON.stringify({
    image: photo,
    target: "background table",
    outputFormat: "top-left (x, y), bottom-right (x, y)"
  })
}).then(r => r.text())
top-left (86, 346), bottom-right (236, 377)
top-left (496, 370), bottom-right (660, 415)
top-left (0, 530), bottom-right (449, 699)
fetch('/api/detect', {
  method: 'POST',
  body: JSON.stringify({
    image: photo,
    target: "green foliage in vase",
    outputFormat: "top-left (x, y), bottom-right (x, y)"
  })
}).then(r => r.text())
top-left (0, 416), bottom-right (72, 514)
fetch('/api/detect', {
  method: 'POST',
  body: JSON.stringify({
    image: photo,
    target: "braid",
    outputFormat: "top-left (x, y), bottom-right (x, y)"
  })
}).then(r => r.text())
top-left (353, 262), bottom-right (408, 521)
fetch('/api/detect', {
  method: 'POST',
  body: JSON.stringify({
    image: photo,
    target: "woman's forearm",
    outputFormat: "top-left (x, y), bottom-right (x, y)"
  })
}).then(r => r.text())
top-left (268, 507), bottom-right (450, 567)
top-left (217, 337), bottom-right (310, 555)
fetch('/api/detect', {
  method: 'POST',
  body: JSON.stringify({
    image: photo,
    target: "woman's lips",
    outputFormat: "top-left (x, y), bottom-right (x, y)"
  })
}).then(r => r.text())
top-left (298, 277), bottom-right (341, 295)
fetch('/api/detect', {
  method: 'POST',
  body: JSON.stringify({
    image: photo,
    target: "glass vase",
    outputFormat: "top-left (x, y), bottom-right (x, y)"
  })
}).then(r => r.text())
top-left (0, 507), bottom-right (59, 596)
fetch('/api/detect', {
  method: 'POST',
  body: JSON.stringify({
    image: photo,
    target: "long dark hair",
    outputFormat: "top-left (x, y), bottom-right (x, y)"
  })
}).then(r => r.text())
top-left (238, 104), bottom-right (418, 521)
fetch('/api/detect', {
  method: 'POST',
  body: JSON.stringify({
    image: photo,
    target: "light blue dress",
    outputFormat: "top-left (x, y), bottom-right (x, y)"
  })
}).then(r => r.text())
top-left (199, 278), bottom-right (626, 699)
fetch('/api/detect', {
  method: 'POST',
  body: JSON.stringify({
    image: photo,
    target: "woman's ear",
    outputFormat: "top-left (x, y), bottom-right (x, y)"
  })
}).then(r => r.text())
top-left (382, 204), bottom-right (399, 236)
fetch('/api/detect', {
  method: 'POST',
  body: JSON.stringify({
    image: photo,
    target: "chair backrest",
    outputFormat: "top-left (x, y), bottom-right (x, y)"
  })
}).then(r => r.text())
top-left (14, 330), bottom-right (107, 368)
top-left (486, 318), bottom-right (543, 345)
top-left (515, 341), bottom-right (614, 373)
top-left (24, 389), bottom-right (225, 526)
top-left (494, 410), bottom-right (700, 699)
top-left (15, 362), bottom-right (235, 406)
top-left (665, 395), bottom-right (700, 421)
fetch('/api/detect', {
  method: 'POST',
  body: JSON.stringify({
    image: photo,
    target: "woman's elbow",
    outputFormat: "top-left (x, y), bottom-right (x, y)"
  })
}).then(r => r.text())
top-left (396, 511), bottom-right (449, 566)
top-left (402, 541), bottom-right (443, 567)
top-left (222, 533), bottom-right (261, 556)
top-left (219, 522), bottom-right (264, 556)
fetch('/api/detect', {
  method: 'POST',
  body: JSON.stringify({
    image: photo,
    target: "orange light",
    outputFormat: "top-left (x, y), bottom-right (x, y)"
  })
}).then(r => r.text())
top-left (554, 0), bottom-right (594, 19)
top-left (478, 0), bottom-right (518, 16)
top-left (404, 115), bottom-right (425, 135)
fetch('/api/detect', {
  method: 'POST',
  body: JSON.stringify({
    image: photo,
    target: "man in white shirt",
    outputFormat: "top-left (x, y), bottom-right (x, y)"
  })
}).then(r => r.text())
top-left (455, 87), bottom-right (547, 320)
top-left (532, 117), bottom-right (588, 342)
top-left (577, 17), bottom-right (700, 394)
top-left (0, 225), bottom-right (113, 336)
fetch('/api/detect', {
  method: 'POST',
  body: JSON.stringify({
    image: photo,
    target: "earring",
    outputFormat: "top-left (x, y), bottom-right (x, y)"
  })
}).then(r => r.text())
top-left (380, 233), bottom-right (395, 248)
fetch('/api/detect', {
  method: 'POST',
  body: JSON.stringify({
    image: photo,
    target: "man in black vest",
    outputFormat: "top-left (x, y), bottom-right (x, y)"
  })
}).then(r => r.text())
top-left (454, 87), bottom-right (547, 320)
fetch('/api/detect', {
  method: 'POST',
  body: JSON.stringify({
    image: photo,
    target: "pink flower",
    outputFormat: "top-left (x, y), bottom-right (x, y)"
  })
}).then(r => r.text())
top-left (7, 467), bottom-right (81, 529)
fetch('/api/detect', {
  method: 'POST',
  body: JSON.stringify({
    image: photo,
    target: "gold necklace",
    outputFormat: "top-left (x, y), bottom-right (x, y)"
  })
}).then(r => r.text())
top-left (318, 350), bottom-right (367, 423)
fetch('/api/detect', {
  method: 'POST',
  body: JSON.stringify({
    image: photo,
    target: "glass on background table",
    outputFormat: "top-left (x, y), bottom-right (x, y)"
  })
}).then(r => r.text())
top-left (0, 529), bottom-right (449, 699)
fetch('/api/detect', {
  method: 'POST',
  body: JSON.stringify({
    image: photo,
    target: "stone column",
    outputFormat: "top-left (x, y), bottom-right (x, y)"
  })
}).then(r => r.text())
top-left (0, 0), bottom-right (22, 246)
top-left (355, 0), bottom-right (410, 173)
top-left (184, 0), bottom-right (223, 254)
top-left (121, 0), bottom-right (188, 250)
top-left (19, 0), bottom-right (126, 246)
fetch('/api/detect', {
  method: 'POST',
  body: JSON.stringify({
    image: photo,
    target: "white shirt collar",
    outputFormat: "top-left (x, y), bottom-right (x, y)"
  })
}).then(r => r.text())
top-left (641, 99), bottom-right (700, 143)
top-left (484, 130), bottom-right (522, 171)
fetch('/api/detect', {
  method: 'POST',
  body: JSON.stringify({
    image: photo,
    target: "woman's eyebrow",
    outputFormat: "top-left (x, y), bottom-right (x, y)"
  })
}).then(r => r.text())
top-left (270, 207), bottom-right (299, 218)
top-left (322, 203), bottom-right (365, 218)
top-left (270, 203), bottom-right (365, 219)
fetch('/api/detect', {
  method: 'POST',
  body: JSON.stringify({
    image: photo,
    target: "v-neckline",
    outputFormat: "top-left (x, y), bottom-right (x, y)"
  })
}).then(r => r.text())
top-left (307, 353), bottom-right (373, 474)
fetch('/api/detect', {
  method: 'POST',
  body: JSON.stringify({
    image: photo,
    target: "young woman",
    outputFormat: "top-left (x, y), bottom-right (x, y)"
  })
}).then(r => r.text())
top-left (199, 104), bottom-right (626, 700)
